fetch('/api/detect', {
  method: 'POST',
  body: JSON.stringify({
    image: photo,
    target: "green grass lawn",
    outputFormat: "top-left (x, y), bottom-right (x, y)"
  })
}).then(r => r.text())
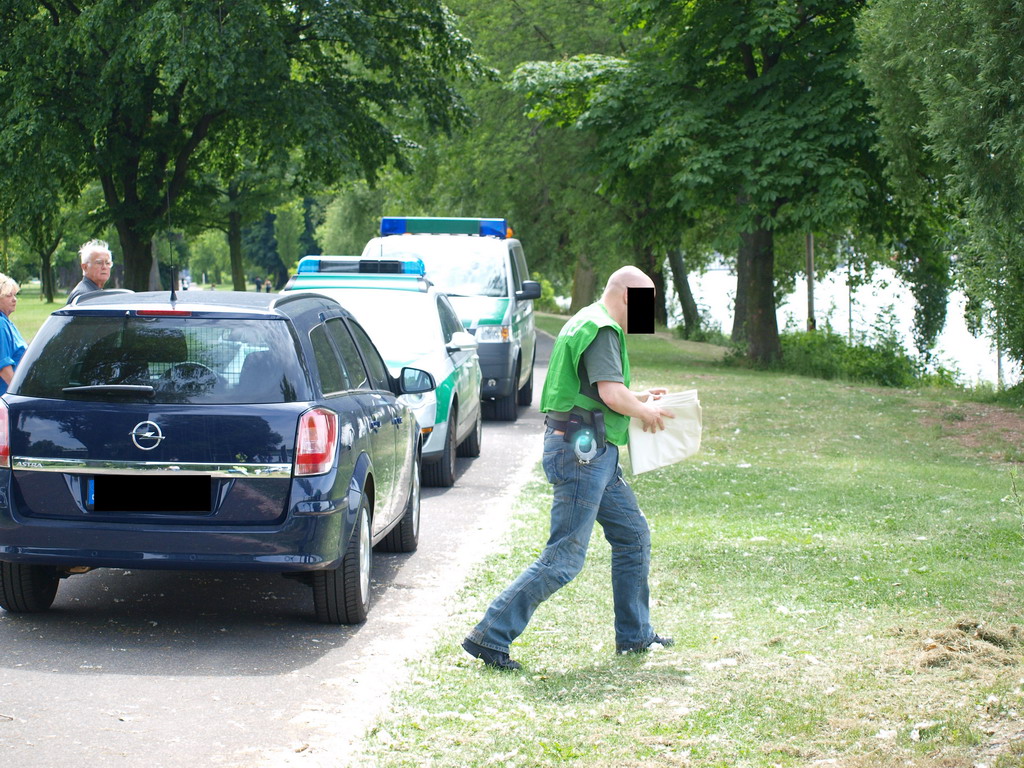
top-left (11, 284), bottom-right (65, 342)
top-left (352, 320), bottom-right (1024, 767)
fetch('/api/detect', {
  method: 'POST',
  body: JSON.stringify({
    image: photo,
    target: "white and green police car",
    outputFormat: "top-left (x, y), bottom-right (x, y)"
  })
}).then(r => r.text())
top-left (361, 217), bottom-right (540, 421)
top-left (285, 256), bottom-right (483, 487)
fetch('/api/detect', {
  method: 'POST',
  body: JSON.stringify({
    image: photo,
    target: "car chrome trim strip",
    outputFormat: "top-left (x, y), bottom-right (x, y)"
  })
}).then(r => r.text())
top-left (10, 457), bottom-right (293, 478)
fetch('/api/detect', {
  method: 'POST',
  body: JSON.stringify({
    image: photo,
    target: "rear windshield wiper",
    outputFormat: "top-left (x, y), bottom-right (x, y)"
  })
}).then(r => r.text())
top-left (61, 385), bottom-right (155, 397)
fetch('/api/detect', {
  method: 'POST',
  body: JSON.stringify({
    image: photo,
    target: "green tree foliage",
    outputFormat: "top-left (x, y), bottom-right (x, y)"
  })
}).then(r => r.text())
top-left (513, 1), bottom-right (887, 363)
top-left (188, 229), bottom-right (229, 286)
top-left (273, 199), bottom-right (304, 279)
top-left (316, 0), bottom-right (630, 307)
top-left (858, 0), bottom-right (1024, 365)
top-left (316, 182), bottom-right (388, 256)
top-left (242, 213), bottom-right (280, 287)
top-left (0, 0), bottom-right (480, 291)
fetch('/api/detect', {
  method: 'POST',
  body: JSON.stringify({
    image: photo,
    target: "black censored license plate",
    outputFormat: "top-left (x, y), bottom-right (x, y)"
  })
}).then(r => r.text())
top-left (88, 475), bottom-right (212, 514)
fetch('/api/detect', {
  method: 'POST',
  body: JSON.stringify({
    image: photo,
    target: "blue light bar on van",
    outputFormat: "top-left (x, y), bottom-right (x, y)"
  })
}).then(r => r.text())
top-left (380, 217), bottom-right (508, 239)
top-left (296, 255), bottom-right (426, 276)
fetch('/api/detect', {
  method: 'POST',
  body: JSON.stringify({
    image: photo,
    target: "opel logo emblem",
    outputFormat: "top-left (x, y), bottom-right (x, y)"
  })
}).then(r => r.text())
top-left (130, 420), bottom-right (165, 451)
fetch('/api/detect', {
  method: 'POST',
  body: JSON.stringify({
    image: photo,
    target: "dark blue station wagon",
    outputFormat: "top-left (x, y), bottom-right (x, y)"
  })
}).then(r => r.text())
top-left (0, 290), bottom-right (433, 624)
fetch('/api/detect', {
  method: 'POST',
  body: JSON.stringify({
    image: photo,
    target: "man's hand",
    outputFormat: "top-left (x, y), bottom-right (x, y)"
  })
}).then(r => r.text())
top-left (636, 388), bottom-right (668, 403)
top-left (636, 400), bottom-right (674, 433)
top-left (596, 381), bottom-right (675, 433)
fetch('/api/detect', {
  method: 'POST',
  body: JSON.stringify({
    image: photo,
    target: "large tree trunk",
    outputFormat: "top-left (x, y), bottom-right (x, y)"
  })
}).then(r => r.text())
top-left (633, 244), bottom-right (668, 326)
top-left (570, 256), bottom-right (597, 313)
top-left (732, 235), bottom-right (751, 343)
top-left (148, 236), bottom-right (162, 290)
top-left (736, 221), bottom-right (781, 363)
top-left (667, 249), bottom-right (701, 338)
top-left (113, 222), bottom-right (153, 292)
top-left (228, 210), bottom-right (246, 290)
top-left (39, 250), bottom-right (55, 303)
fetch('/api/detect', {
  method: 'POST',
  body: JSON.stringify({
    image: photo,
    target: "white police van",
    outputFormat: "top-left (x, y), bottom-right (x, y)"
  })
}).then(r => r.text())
top-left (361, 217), bottom-right (540, 421)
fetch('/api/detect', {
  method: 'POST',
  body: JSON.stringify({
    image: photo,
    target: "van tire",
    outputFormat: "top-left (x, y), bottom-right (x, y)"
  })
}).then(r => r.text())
top-left (517, 367), bottom-right (534, 407)
top-left (488, 390), bottom-right (518, 421)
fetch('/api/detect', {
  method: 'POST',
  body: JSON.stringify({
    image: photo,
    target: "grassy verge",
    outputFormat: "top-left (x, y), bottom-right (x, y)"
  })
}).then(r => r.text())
top-left (352, 323), bottom-right (1024, 767)
top-left (12, 284), bottom-right (64, 342)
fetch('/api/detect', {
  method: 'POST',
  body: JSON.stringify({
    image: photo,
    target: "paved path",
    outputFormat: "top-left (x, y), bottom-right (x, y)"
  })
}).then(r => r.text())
top-left (0, 333), bottom-right (552, 768)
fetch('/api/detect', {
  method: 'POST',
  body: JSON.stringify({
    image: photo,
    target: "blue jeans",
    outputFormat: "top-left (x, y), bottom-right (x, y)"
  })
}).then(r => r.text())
top-left (467, 427), bottom-right (654, 653)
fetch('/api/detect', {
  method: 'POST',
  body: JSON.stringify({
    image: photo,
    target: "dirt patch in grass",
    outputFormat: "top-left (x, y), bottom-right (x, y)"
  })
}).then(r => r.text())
top-left (916, 617), bottom-right (1024, 669)
top-left (924, 402), bottom-right (1024, 462)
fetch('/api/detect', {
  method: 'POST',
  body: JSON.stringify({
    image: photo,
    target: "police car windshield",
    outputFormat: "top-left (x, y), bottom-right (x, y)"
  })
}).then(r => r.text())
top-left (369, 238), bottom-right (508, 298)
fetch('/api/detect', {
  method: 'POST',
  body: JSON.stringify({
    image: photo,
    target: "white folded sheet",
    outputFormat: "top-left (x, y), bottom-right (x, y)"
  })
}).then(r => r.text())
top-left (627, 389), bottom-right (702, 475)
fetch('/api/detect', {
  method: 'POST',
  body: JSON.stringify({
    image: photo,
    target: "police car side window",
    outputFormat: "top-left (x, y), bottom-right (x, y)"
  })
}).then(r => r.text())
top-left (437, 296), bottom-right (463, 343)
top-left (326, 319), bottom-right (369, 391)
top-left (514, 245), bottom-right (530, 281)
top-left (508, 244), bottom-right (523, 291)
top-left (347, 322), bottom-right (390, 391)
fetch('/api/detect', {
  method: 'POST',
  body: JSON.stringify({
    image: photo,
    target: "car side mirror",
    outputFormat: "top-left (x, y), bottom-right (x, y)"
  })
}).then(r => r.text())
top-left (515, 281), bottom-right (541, 301)
top-left (399, 367), bottom-right (436, 395)
top-left (446, 331), bottom-right (478, 355)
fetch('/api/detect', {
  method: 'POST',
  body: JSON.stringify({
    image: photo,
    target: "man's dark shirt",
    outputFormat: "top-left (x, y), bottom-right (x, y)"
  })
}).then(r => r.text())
top-left (65, 277), bottom-right (100, 305)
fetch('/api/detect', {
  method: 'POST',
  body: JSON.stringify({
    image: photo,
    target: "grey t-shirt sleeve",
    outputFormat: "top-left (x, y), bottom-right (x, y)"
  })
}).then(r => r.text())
top-left (581, 326), bottom-right (624, 386)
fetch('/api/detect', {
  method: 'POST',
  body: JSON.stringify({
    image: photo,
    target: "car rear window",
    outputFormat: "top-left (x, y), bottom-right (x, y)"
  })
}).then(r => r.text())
top-left (14, 315), bottom-right (306, 404)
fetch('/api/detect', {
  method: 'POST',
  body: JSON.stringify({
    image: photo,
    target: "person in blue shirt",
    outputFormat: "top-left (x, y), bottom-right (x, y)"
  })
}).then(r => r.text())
top-left (0, 274), bottom-right (27, 395)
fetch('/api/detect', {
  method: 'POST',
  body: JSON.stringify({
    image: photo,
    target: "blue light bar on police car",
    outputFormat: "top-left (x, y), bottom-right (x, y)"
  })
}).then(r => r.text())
top-left (380, 217), bottom-right (508, 238)
top-left (296, 255), bottom-right (426, 276)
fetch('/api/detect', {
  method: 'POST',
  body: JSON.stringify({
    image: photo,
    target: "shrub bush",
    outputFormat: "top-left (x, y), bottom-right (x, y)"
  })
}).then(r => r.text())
top-left (776, 328), bottom-right (922, 388)
top-left (533, 277), bottom-right (560, 314)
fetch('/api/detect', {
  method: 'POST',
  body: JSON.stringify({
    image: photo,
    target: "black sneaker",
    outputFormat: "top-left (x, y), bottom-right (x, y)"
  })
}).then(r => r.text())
top-left (462, 638), bottom-right (522, 671)
top-left (617, 634), bottom-right (675, 654)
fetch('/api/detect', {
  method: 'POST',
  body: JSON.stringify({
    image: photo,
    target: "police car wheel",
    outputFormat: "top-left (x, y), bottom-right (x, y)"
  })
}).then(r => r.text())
top-left (422, 410), bottom-right (457, 487)
top-left (457, 406), bottom-right (482, 458)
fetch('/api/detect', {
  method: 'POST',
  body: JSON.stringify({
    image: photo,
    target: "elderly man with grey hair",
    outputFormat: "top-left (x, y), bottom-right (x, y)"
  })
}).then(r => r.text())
top-left (66, 239), bottom-right (113, 305)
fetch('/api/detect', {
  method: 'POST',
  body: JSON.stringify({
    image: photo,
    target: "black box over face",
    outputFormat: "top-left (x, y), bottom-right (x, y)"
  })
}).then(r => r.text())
top-left (627, 286), bottom-right (655, 334)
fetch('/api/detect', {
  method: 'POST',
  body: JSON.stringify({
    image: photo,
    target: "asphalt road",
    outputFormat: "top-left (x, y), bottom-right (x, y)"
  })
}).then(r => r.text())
top-left (0, 332), bottom-right (552, 768)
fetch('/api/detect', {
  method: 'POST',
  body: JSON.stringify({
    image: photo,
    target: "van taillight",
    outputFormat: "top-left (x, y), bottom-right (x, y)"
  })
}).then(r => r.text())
top-left (295, 408), bottom-right (338, 476)
top-left (0, 401), bottom-right (9, 468)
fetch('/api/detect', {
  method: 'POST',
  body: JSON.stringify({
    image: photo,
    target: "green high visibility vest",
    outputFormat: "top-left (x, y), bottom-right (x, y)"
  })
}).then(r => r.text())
top-left (540, 302), bottom-right (632, 446)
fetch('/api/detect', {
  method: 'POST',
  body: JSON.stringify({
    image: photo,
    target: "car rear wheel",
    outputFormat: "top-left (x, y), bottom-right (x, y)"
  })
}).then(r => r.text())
top-left (312, 497), bottom-right (371, 624)
top-left (456, 405), bottom-right (482, 458)
top-left (422, 407), bottom-right (457, 487)
top-left (378, 450), bottom-right (421, 553)
top-left (0, 562), bottom-right (60, 614)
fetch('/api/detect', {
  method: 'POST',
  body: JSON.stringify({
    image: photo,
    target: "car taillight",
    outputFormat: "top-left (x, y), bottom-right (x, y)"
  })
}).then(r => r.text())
top-left (0, 400), bottom-right (9, 468)
top-left (295, 408), bottom-right (339, 476)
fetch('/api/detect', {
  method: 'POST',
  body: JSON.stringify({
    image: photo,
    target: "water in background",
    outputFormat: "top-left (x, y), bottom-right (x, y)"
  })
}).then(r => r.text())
top-left (677, 264), bottom-right (1020, 387)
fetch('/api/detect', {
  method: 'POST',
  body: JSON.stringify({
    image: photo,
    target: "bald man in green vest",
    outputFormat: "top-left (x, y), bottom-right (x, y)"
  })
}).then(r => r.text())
top-left (463, 266), bottom-right (675, 670)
